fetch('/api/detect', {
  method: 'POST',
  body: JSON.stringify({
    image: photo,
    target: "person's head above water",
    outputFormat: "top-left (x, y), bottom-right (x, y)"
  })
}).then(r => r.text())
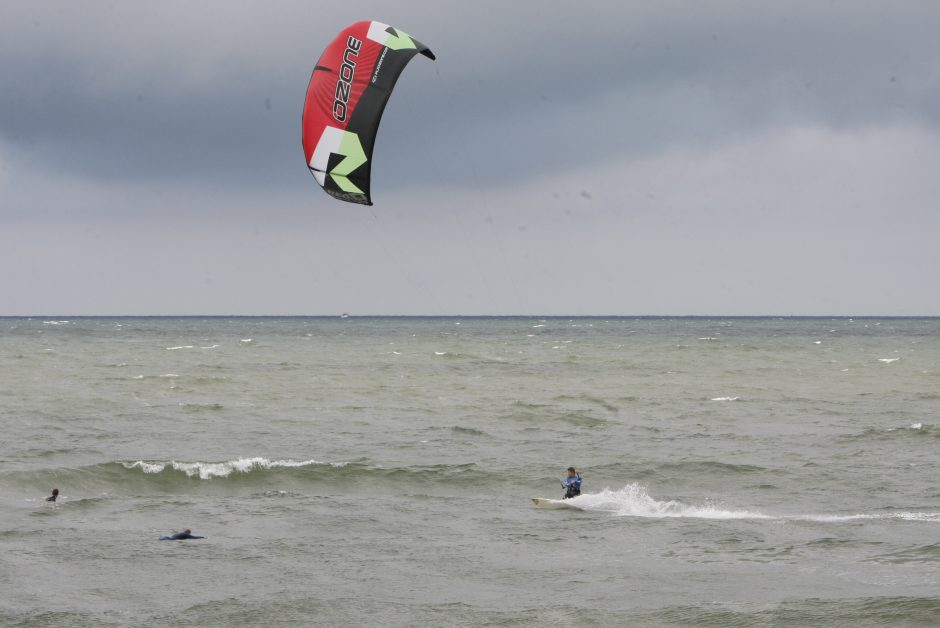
top-left (184, 528), bottom-right (191, 534)
top-left (51, 488), bottom-right (59, 496)
top-left (566, 467), bottom-right (577, 477)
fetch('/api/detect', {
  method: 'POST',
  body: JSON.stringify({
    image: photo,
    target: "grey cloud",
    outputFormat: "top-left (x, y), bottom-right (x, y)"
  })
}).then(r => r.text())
top-left (3, 1), bottom-right (940, 315)
top-left (3, 1), bottom-right (940, 194)
top-left (390, 3), bottom-right (940, 187)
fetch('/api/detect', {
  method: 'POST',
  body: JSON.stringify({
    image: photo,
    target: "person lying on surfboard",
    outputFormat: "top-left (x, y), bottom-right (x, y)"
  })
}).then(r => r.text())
top-left (159, 528), bottom-right (205, 541)
top-left (562, 466), bottom-right (582, 499)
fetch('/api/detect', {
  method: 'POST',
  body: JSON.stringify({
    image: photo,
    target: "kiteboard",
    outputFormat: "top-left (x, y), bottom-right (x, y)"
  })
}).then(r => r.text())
top-left (531, 498), bottom-right (577, 509)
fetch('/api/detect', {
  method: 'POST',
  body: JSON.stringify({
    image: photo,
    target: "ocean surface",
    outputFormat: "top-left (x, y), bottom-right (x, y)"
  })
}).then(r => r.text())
top-left (2, 316), bottom-right (939, 627)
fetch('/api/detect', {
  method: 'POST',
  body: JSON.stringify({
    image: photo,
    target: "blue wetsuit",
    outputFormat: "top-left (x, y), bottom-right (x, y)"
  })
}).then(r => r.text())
top-left (159, 531), bottom-right (205, 540)
top-left (562, 474), bottom-right (582, 499)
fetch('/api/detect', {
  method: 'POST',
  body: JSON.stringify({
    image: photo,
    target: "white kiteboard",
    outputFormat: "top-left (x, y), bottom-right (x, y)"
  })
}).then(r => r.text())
top-left (531, 497), bottom-right (576, 509)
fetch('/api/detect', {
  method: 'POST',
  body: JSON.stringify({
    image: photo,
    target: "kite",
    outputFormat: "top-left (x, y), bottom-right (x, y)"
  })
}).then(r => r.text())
top-left (302, 21), bottom-right (435, 205)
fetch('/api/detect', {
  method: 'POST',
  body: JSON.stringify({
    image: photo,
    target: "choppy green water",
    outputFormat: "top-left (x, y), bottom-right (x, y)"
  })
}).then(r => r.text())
top-left (2, 317), bottom-right (939, 626)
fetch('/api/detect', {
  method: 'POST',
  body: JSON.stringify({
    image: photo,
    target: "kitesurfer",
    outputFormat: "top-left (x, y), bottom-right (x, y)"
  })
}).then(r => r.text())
top-left (562, 467), bottom-right (582, 499)
top-left (46, 488), bottom-right (59, 502)
top-left (159, 528), bottom-right (205, 541)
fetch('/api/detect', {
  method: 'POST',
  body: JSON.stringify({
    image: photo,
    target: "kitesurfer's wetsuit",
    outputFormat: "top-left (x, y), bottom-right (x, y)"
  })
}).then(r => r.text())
top-left (562, 474), bottom-right (582, 499)
top-left (159, 530), bottom-right (205, 541)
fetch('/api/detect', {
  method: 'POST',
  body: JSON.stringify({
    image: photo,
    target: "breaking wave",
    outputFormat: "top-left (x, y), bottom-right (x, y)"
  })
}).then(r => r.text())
top-left (122, 457), bottom-right (333, 479)
top-left (3, 458), bottom-right (494, 494)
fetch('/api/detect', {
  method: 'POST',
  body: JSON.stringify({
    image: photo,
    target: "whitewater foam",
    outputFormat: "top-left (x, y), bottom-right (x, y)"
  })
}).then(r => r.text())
top-left (889, 512), bottom-right (940, 522)
top-left (790, 513), bottom-right (880, 522)
top-left (567, 484), bottom-right (772, 520)
top-left (787, 512), bottom-right (940, 523)
top-left (553, 485), bottom-right (940, 524)
top-left (122, 457), bottom-right (329, 480)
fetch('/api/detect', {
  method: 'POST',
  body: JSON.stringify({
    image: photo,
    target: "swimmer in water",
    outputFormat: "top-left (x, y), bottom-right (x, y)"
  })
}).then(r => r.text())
top-left (159, 528), bottom-right (205, 541)
top-left (46, 488), bottom-right (59, 502)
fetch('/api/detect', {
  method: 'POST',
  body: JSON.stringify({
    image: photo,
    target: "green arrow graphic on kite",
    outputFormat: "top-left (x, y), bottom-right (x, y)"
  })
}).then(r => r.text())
top-left (382, 28), bottom-right (417, 51)
top-left (309, 127), bottom-right (368, 195)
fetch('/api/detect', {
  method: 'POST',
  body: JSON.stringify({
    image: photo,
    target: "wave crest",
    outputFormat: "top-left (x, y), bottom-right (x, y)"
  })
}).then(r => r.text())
top-left (122, 457), bottom-right (330, 480)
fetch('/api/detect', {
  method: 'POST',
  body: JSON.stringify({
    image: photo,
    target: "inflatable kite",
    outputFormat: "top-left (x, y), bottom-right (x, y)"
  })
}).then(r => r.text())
top-left (302, 21), bottom-right (435, 205)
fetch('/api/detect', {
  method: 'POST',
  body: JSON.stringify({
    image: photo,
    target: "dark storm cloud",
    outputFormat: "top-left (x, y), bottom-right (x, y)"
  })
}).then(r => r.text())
top-left (383, 2), bottom-right (940, 189)
top-left (0, 4), bottom-right (308, 189)
top-left (3, 1), bottom-right (939, 194)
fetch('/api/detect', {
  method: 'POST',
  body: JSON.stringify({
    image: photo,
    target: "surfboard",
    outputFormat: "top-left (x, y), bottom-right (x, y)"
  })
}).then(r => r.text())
top-left (531, 497), bottom-right (575, 509)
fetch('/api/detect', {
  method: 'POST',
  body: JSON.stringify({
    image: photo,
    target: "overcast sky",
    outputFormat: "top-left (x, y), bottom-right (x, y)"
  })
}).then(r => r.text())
top-left (2, 1), bottom-right (939, 315)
